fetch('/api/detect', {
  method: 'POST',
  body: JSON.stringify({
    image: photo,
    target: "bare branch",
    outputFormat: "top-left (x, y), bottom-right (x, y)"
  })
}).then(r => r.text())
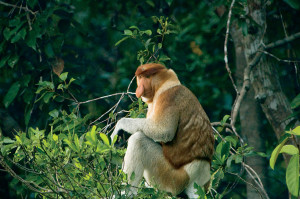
top-left (259, 50), bottom-right (300, 63)
top-left (78, 92), bottom-right (135, 105)
top-left (265, 32), bottom-right (300, 50)
top-left (0, 1), bottom-right (37, 15)
top-left (224, 0), bottom-right (239, 95)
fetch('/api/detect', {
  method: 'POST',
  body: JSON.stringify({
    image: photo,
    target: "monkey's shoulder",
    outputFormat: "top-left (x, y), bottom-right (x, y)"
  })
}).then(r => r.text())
top-left (157, 85), bottom-right (201, 107)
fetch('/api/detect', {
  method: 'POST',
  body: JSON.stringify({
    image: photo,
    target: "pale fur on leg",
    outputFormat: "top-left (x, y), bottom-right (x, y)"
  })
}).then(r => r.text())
top-left (184, 160), bottom-right (211, 198)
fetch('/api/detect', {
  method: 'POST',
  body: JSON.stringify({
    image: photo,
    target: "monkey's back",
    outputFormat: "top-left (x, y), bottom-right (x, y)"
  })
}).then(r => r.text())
top-left (160, 85), bottom-right (215, 169)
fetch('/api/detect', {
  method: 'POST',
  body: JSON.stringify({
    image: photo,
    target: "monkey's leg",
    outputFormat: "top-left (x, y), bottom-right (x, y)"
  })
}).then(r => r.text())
top-left (122, 132), bottom-right (146, 195)
top-left (124, 132), bottom-right (190, 195)
top-left (183, 160), bottom-right (211, 198)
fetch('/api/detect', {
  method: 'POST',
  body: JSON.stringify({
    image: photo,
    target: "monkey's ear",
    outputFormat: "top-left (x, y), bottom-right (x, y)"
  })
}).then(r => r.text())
top-left (136, 82), bottom-right (144, 98)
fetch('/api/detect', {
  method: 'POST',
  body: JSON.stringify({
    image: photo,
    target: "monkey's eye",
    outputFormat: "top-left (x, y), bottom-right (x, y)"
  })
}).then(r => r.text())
top-left (145, 75), bottom-right (150, 78)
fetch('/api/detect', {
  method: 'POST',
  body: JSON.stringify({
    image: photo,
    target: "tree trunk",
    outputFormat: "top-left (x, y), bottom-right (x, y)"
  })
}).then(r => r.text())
top-left (231, 23), bottom-right (267, 199)
top-left (230, 0), bottom-right (299, 198)
top-left (244, 0), bottom-right (297, 139)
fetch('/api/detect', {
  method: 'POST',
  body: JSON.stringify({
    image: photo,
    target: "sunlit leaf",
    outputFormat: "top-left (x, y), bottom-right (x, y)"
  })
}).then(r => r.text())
top-left (280, 145), bottom-right (299, 155)
top-left (283, 0), bottom-right (300, 9)
top-left (100, 133), bottom-right (110, 146)
top-left (270, 137), bottom-right (289, 169)
top-left (291, 93), bottom-right (300, 109)
top-left (59, 72), bottom-right (68, 81)
top-left (286, 154), bottom-right (299, 197)
top-left (53, 134), bottom-right (58, 142)
top-left (115, 36), bottom-right (130, 46)
top-left (124, 29), bottom-right (132, 36)
top-left (288, 126), bottom-right (300, 136)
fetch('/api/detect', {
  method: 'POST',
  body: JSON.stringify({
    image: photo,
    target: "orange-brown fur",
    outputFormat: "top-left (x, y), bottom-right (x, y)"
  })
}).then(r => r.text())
top-left (137, 63), bottom-right (214, 169)
top-left (111, 63), bottom-right (214, 197)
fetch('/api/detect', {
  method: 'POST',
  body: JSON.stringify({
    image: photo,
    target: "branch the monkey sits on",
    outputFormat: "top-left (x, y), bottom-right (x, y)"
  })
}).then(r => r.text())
top-left (111, 63), bottom-right (214, 198)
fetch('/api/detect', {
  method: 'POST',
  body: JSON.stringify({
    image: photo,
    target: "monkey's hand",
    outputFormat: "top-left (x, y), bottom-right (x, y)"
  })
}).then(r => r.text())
top-left (111, 118), bottom-right (127, 142)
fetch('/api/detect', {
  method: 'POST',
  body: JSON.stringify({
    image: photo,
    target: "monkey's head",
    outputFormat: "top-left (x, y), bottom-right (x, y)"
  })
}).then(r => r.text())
top-left (135, 63), bottom-right (178, 103)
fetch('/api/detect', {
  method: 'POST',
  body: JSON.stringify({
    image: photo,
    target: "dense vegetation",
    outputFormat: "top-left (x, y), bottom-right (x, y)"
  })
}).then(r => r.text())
top-left (0, 0), bottom-right (299, 198)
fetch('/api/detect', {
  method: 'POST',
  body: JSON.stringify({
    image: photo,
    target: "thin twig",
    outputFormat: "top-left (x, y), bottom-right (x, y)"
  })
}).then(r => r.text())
top-left (211, 126), bottom-right (269, 198)
top-left (224, 0), bottom-right (239, 95)
top-left (265, 32), bottom-right (300, 50)
top-left (226, 171), bottom-right (264, 199)
top-left (230, 31), bottom-right (300, 128)
top-left (0, 1), bottom-right (37, 15)
top-left (259, 50), bottom-right (300, 63)
top-left (127, 76), bottom-right (137, 102)
top-left (78, 92), bottom-right (135, 105)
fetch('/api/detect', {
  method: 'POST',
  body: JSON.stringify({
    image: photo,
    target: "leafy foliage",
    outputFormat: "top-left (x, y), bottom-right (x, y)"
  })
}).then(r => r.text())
top-left (270, 126), bottom-right (300, 197)
top-left (0, 0), bottom-right (300, 198)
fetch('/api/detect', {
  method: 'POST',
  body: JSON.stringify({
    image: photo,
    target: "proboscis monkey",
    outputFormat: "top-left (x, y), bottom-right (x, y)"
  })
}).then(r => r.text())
top-left (111, 63), bottom-right (214, 198)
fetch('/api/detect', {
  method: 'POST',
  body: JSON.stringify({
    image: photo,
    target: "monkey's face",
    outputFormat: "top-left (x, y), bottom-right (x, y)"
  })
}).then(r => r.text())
top-left (136, 75), bottom-right (154, 101)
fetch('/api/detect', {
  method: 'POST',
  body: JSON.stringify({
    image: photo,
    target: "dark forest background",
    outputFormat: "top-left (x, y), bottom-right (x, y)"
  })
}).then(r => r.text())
top-left (0, 0), bottom-right (300, 198)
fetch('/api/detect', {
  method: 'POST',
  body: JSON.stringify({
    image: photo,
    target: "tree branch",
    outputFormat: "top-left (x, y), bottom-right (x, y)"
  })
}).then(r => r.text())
top-left (265, 32), bottom-right (300, 50)
top-left (224, 0), bottom-right (239, 95)
top-left (0, 1), bottom-right (37, 15)
top-left (230, 31), bottom-right (300, 130)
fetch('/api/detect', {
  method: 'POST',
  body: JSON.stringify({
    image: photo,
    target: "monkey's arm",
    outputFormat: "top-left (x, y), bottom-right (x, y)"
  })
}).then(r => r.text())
top-left (111, 113), bottom-right (178, 143)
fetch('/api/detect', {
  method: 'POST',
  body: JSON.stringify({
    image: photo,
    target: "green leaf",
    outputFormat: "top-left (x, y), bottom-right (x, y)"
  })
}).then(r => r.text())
top-left (225, 136), bottom-right (237, 148)
top-left (100, 133), bottom-right (110, 146)
top-left (3, 28), bottom-right (12, 40)
top-left (226, 155), bottom-right (233, 168)
top-left (67, 78), bottom-right (76, 87)
top-left (0, 55), bottom-right (10, 68)
top-left (2, 137), bottom-right (15, 144)
top-left (124, 29), bottom-right (133, 36)
top-left (286, 154), bottom-right (299, 197)
top-left (49, 109), bottom-right (59, 118)
top-left (145, 38), bottom-right (152, 50)
top-left (45, 43), bottom-right (55, 58)
top-left (7, 55), bottom-right (19, 68)
top-left (146, 0), bottom-right (155, 7)
top-left (289, 126), bottom-right (300, 136)
top-left (11, 28), bottom-right (27, 43)
top-left (90, 125), bottom-right (97, 143)
top-left (3, 82), bottom-right (20, 108)
top-left (26, 29), bottom-right (38, 50)
top-left (43, 92), bottom-right (54, 103)
top-left (24, 105), bottom-right (31, 126)
top-left (158, 43), bottom-right (162, 49)
top-left (283, 0), bottom-right (300, 9)
top-left (221, 142), bottom-right (230, 160)
top-left (74, 134), bottom-right (80, 150)
top-left (115, 36), bottom-right (130, 46)
top-left (291, 93), bottom-right (300, 109)
top-left (144, 30), bottom-right (152, 36)
top-left (241, 21), bottom-right (248, 36)
top-left (270, 137), bottom-right (289, 169)
top-left (221, 115), bottom-right (230, 125)
top-left (129, 26), bottom-right (140, 30)
top-left (159, 55), bottom-right (170, 61)
top-left (9, 17), bottom-right (21, 27)
top-left (59, 72), bottom-right (68, 81)
top-left (53, 134), bottom-right (58, 142)
top-left (4, 21), bottom-right (26, 41)
top-left (112, 134), bottom-right (118, 145)
top-left (1, 143), bottom-right (17, 156)
top-left (194, 183), bottom-right (207, 198)
top-left (280, 145), bottom-right (299, 155)
top-left (139, 57), bottom-right (144, 65)
top-left (64, 139), bottom-right (78, 152)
